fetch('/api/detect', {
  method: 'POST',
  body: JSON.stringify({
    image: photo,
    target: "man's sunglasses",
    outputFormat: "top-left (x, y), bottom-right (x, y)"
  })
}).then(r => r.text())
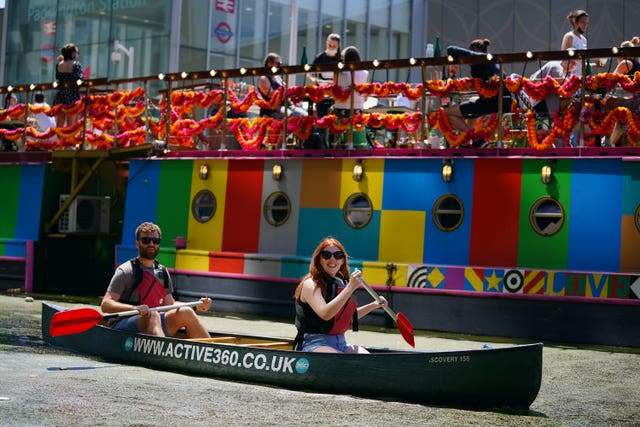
top-left (139, 237), bottom-right (161, 245)
top-left (320, 250), bottom-right (345, 260)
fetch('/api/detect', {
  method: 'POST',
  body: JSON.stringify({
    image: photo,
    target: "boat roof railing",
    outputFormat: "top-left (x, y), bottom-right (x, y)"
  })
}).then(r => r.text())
top-left (0, 47), bottom-right (639, 157)
top-left (2, 47), bottom-right (639, 91)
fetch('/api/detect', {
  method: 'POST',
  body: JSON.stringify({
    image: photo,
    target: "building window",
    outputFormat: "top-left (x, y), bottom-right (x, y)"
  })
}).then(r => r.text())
top-left (432, 194), bottom-right (464, 232)
top-left (530, 197), bottom-right (564, 236)
top-left (263, 192), bottom-right (291, 227)
top-left (343, 193), bottom-right (373, 228)
top-left (191, 189), bottom-right (216, 223)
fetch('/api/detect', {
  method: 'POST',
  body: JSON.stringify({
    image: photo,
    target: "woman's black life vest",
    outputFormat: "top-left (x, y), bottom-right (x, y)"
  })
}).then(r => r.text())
top-left (293, 274), bottom-right (358, 350)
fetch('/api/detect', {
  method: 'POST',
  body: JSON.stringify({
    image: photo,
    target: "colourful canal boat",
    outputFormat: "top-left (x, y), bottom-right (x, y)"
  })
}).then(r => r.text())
top-left (2, 48), bottom-right (639, 348)
top-left (42, 301), bottom-right (543, 408)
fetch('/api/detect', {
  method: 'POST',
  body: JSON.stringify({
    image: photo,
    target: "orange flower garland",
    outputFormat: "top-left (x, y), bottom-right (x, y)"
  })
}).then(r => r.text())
top-left (525, 107), bottom-right (578, 150)
top-left (7, 72), bottom-right (640, 152)
top-left (287, 116), bottom-right (316, 141)
top-left (428, 108), bottom-right (498, 148)
top-left (587, 107), bottom-right (640, 145)
top-left (0, 104), bottom-right (27, 121)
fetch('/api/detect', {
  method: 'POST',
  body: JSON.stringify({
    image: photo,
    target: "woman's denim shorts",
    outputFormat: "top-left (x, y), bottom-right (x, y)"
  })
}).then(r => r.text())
top-left (301, 333), bottom-right (348, 352)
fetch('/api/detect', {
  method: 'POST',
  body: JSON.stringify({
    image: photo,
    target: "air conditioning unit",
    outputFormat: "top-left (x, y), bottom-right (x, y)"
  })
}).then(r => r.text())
top-left (58, 195), bottom-right (111, 233)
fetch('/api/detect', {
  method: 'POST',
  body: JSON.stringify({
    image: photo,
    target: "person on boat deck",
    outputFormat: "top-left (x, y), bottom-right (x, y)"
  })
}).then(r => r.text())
top-left (293, 237), bottom-right (387, 353)
top-left (101, 222), bottom-right (212, 338)
top-left (606, 40), bottom-right (640, 146)
top-left (529, 58), bottom-right (578, 116)
top-left (444, 38), bottom-right (511, 148)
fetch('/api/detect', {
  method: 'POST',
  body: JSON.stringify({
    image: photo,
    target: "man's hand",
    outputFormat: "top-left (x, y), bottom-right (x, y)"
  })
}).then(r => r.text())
top-left (196, 297), bottom-right (212, 311)
top-left (135, 304), bottom-right (150, 317)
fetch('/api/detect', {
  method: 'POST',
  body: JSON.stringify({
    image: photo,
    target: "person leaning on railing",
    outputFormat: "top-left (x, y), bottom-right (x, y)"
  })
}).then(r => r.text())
top-left (606, 40), bottom-right (640, 146)
top-left (444, 38), bottom-right (511, 148)
top-left (529, 58), bottom-right (579, 117)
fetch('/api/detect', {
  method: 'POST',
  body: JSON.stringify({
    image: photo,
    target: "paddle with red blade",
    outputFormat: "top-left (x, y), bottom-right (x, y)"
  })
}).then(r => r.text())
top-left (49, 301), bottom-right (203, 337)
top-left (359, 278), bottom-right (415, 347)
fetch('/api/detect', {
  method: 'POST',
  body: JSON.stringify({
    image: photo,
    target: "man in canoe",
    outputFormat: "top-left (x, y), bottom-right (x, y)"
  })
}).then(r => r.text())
top-left (101, 222), bottom-right (212, 338)
top-left (293, 237), bottom-right (387, 352)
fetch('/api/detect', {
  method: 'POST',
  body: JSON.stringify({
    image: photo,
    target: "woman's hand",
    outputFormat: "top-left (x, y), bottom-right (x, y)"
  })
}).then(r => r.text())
top-left (347, 269), bottom-right (363, 293)
top-left (374, 296), bottom-right (388, 309)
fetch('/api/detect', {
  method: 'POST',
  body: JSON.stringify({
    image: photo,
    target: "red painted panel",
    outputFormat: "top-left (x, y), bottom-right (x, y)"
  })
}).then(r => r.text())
top-left (208, 252), bottom-right (245, 273)
top-left (221, 160), bottom-right (264, 252)
top-left (469, 159), bottom-right (522, 267)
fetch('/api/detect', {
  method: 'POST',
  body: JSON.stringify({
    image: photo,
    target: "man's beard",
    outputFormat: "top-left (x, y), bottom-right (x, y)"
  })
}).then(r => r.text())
top-left (139, 246), bottom-right (159, 260)
top-left (576, 27), bottom-right (584, 34)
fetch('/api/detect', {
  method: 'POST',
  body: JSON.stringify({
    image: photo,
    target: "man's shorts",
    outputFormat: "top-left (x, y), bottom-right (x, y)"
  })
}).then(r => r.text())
top-left (111, 312), bottom-right (169, 336)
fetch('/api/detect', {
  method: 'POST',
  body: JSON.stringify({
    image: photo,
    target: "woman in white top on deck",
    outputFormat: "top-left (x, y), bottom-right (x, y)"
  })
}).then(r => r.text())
top-left (561, 10), bottom-right (589, 76)
top-left (333, 46), bottom-right (368, 112)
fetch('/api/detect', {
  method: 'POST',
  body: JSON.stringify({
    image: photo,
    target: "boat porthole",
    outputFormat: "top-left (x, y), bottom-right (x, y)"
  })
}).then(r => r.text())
top-left (191, 189), bottom-right (217, 223)
top-left (263, 192), bottom-right (291, 227)
top-left (635, 205), bottom-right (640, 233)
top-left (343, 193), bottom-right (373, 229)
top-left (529, 196), bottom-right (564, 236)
top-left (432, 194), bottom-right (464, 232)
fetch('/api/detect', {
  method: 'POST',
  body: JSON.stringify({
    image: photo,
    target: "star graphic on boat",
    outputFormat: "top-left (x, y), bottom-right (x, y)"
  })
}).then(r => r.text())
top-left (485, 270), bottom-right (502, 292)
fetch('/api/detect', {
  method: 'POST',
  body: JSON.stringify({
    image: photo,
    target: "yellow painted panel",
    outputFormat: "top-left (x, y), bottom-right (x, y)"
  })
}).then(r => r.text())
top-left (361, 261), bottom-right (409, 288)
top-left (175, 250), bottom-right (210, 272)
top-left (339, 158), bottom-right (384, 209)
top-left (379, 210), bottom-right (425, 263)
top-left (187, 160), bottom-right (228, 251)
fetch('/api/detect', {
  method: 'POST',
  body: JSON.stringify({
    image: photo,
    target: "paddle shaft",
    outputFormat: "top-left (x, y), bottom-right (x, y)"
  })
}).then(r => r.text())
top-left (102, 301), bottom-right (202, 320)
top-left (358, 279), bottom-right (398, 322)
top-left (49, 300), bottom-right (205, 337)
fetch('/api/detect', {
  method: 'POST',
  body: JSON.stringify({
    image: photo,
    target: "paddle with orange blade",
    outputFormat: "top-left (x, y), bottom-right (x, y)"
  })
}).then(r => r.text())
top-left (49, 301), bottom-right (203, 337)
top-left (359, 278), bottom-right (415, 347)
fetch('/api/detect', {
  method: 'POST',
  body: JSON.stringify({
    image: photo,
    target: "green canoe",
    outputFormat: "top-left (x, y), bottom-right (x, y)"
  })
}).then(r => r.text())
top-left (41, 301), bottom-right (542, 408)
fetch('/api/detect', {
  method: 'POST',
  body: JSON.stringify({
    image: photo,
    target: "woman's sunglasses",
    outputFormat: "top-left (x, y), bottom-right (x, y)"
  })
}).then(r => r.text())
top-left (320, 250), bottom-right (345, 260)
top-left (139, 237), bottom-right (161, 245)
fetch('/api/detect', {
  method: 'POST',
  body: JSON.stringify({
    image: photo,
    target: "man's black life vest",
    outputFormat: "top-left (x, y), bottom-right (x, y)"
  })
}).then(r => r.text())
top-left (119, 257), bottom-right (169, 305)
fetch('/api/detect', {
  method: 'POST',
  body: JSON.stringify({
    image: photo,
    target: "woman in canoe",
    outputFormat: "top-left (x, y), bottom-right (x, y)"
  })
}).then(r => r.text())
top-left (293, 237), bottom-right (387, 353)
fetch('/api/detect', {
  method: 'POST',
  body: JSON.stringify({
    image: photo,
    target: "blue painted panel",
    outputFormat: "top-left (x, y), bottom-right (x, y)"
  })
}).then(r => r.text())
top-left (622, 162), bottom-right (640, 215)
top-left (297, 208), bottom-right (380, 261)
top-left (4, 239), bottom-right (26, 257)
top-left (281, 256), bottom-right (310, 280)
top-left (382, 159), bottom-right (436, 211)
top-left (115, 245), bottom-right (138, 266)
top-left (568, 160), bottom-right (622, 272)
top-left (423, 159), bottom-right (474, 266)
top-left (122, 160), bottom-right (161, 245)
top-left (16, 164), bottom-right (45, 240)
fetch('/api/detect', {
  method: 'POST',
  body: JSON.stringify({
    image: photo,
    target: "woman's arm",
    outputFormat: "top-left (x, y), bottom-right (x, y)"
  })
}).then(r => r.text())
top-left (356, 297), bottom-right (387, 319)
top-left (560, 33), bottom-right (573, 51)
top-left (300, 279), bottom-right (352, 320)
top-left (300, 272), bottom-right (361, 321)
top-left (446, 45), bottom-right (482, 58)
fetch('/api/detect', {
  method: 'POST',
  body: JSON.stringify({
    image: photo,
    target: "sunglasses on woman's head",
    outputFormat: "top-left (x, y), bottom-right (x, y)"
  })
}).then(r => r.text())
top-left (139, 237), bottom-right (161, 245)
top-left (320, 250), bottom-right (345, 260)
